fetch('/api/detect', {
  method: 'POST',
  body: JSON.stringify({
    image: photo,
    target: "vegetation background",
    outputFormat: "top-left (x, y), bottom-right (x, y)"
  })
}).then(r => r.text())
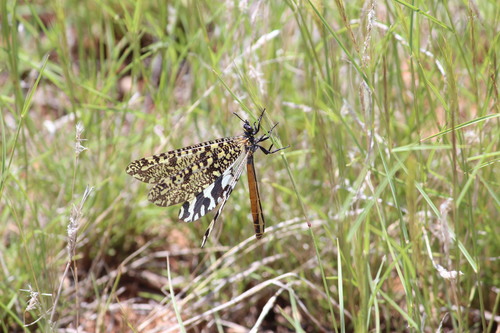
top-left (1, 0), bottom-right (499, 332)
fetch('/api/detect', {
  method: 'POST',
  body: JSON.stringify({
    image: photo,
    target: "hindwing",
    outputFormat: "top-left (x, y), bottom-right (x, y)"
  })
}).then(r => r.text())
top-left (179, 151), bottom-right (249, 248)
top-left (178, 150), bottom-right (248, 223)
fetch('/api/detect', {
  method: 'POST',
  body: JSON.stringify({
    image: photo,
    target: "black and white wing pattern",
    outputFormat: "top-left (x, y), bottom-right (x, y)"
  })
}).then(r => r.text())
top-left (178, 150), bottom-right (249, 247)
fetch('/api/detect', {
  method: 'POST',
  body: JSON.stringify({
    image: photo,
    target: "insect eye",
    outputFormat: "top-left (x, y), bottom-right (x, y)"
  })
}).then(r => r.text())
top-left (244, 123), bottom-right (252, 131)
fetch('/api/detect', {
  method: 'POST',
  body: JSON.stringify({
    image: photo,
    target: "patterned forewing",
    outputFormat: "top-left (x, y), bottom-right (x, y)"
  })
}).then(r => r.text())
top-left (126, 137), bottom-right (241, 184)
top-left (146, 137), bottom-right (246, 207)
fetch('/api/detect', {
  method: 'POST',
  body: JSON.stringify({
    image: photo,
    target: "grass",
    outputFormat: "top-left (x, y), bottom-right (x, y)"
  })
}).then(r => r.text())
top-left (1, 0), bottom-right (499, 331)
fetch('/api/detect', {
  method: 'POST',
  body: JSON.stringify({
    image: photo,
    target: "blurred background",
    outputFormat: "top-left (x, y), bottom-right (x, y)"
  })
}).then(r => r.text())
top-left (1, 0), bottom-right (499, 332)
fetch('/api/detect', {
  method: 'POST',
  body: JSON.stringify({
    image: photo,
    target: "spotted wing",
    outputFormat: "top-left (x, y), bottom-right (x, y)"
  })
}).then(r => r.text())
top-left (127, 137), bottom-right (245, 207)
top-left (126, 137), bottom-right (241, 184)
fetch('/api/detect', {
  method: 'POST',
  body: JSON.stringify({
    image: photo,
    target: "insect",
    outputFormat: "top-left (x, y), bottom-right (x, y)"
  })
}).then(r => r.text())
top-left (126, 109), bottom-right (287, 247)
